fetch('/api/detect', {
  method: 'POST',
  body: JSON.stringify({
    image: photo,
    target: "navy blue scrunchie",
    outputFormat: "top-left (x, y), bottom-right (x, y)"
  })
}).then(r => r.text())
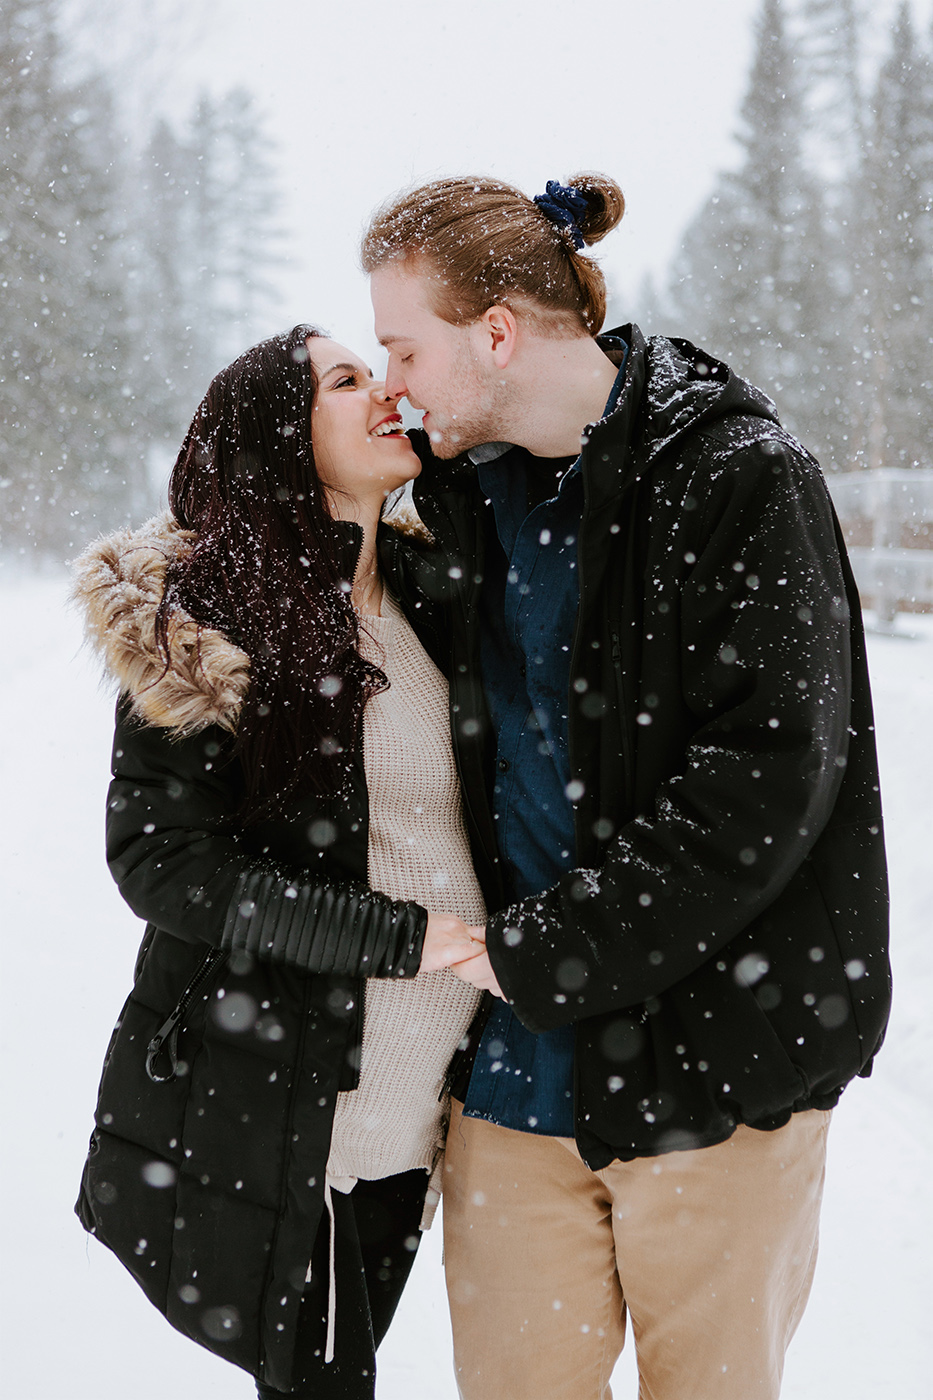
top-left (533, 180), bottom-right (589, 250)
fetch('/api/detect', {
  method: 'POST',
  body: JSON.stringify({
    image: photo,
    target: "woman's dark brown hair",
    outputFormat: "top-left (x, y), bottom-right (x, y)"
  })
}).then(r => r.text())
top-left (155, 324), bottom-right (387, 819)
top-left (361, 172), bottom-right (625, 334)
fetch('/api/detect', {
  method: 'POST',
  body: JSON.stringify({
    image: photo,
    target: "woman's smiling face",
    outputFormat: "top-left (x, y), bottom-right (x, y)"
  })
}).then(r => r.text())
top-left (308, 337), bottom-right (419, 511)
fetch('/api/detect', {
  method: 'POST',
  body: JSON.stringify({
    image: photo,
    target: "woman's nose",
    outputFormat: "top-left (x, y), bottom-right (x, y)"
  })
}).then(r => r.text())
top-left (373, 380), bottom-right (397, 404)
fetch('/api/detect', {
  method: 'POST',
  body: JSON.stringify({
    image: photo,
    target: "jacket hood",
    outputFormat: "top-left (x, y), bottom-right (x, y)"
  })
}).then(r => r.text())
top-left (72, 503), bottom-right (432, 736)
top-left (71, 511), bottom-right (251, 735)
top-left (597, 324), bottom-right (781, 473)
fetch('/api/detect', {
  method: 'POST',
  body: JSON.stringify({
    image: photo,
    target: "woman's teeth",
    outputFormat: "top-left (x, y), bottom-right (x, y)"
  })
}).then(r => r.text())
top-left (371, 421), bottom-right (403, 437)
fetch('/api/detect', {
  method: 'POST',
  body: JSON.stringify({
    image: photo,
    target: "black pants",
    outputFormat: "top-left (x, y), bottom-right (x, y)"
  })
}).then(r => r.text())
top-left (256, 1170), bottom-right (427, 1400)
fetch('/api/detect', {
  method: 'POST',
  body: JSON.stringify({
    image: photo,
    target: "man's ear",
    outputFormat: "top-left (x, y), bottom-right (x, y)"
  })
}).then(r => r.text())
top-left (470, 304), bottom-right (518, 369)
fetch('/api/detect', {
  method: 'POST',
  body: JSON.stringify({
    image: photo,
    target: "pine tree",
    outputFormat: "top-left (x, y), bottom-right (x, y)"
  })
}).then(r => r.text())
top-left (1, 0), bottom-right (145, 555)
top-left (863, 1), bottom-right (933, 468)
top-left (131, 115), bottom-right (209, 468)
top-left (131, 89), bottom-right (285, 475)
top-left (799, 0), bottom-right (867, 177)
top-left (668, 0), bottom-right (844, 463)
top-left (213, 86), bottom-right (284, 354)
top-left (793, 0), bottom-right (878, 467)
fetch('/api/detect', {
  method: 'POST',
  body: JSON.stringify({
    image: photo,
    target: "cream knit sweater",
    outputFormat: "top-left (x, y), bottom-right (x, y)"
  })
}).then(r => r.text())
top-left (325, 590), bottom-right (485, 1201)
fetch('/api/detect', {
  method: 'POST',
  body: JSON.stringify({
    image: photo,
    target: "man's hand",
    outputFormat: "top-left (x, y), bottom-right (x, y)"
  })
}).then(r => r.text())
top-left (420, 912), bottom-right (486, 972)
top-left (450, 924), bottom-right (505, 998)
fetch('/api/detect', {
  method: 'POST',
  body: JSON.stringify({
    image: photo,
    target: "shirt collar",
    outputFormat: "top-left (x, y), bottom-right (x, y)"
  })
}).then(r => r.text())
top-left (469, 440), bottom-right (513, 466)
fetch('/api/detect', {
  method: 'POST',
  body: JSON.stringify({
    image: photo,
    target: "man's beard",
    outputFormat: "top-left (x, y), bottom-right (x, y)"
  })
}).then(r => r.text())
top-left (426, 343), bottom-right (508, 459)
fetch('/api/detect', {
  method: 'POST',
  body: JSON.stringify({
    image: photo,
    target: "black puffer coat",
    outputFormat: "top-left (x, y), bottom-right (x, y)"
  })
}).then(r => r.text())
top-left (383, 326), bottom-right (892, 1170)
top-left (72, 513), bottom-right (466, 1392)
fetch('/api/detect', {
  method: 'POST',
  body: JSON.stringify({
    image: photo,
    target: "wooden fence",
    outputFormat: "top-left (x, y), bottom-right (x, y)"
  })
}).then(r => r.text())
top-left (826, 469), bottom-right (933, 623)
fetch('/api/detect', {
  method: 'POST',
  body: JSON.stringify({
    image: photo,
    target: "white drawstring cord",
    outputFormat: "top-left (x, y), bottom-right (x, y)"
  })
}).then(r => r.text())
top-left (324, 1179), bottom-right (338, 1364)
top-left (305, 1173), bottom-right (355, 1365)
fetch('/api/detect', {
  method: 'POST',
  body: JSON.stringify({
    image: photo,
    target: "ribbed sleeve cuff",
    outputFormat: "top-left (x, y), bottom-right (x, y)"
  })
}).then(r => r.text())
top-left (221, 866), bottom-right (427, 978)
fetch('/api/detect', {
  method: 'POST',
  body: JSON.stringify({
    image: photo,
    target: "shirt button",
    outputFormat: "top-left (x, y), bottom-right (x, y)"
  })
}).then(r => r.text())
top-left (497, 758), bottom-right (510, 773)
top-left (519, 663), bottom-right (527, 678)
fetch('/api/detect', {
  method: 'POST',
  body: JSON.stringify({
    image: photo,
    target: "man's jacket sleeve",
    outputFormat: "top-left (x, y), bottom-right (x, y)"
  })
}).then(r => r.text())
top-left (105, 707), bottom-right (427, 979)
top-left (485, 438), bottom-right (856, 1031)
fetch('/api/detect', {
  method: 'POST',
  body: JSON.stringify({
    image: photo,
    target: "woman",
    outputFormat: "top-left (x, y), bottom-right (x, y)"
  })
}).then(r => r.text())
top-left (73, 324), bottom-right (495, 1398)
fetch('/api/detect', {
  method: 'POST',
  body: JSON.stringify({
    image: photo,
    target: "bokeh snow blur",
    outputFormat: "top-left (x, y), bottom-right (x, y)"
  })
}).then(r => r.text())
top-left (3, 0), bottom-right (933, 1394)
top-left (1, 580), bottom-right (930, 1397)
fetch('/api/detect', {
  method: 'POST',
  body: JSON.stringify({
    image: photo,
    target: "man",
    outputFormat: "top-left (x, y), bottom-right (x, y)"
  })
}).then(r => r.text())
top-left (364, 173), bottom-right (890, 1400)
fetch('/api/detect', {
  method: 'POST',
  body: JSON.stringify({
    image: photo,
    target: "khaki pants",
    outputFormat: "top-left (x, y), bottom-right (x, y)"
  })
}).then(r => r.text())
top-left (443, 1100), bottom-right (830, 1400)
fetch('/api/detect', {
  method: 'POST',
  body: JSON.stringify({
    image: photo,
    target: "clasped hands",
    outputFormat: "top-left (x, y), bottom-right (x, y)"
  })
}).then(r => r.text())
top-left (420, 912), bottom-right (505, 999)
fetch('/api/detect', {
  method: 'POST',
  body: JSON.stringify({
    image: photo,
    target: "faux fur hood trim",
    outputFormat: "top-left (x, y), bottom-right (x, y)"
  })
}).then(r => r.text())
top-left (71, 503), bottom-right (434, 736)
top-left (71, 512), bottom-right (250, 736)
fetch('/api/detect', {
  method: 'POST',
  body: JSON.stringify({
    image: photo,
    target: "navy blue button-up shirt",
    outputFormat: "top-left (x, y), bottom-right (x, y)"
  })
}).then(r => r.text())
top-left (462, 340), bottom-right (627, 1136)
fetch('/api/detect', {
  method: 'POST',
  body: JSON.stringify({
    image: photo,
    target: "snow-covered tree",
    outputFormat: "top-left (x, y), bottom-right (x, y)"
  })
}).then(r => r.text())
top-left (666, 0), bottom-right (933, 473)
top-left (798, 0), bottom-right (867, 178)
top-left (862, 1), bottom-right (933, 468)
top-left (1, 0), bottom-right (143, 555)
top-left (668, 0), bottom-right (844, 462)
top-left (1, 1), bottom-right (287, 557)
top-left (131, 89), bottom-right (285, 469)
top-left (212, 87), bottom-right (284, 351)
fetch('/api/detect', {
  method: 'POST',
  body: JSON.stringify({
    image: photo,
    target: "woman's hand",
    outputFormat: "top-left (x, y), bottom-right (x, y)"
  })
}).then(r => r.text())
top-left (420, 912), bottom-right (486, 972)
top-left (449, 924), bottom-right (505, 999)
top-left (421, 916), bottom-right (505, 998)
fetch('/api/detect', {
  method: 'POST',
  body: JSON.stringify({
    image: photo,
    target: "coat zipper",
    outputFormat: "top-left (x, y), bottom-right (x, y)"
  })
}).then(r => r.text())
top-left (257, 973), bottom-right (315, 1387)
top-left (145, 946), bottom-right (226, 1083)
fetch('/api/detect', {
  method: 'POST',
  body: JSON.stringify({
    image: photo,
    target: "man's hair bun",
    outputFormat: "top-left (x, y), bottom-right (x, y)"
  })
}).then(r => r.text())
top-left (568, 172), bottom-right (626, 246)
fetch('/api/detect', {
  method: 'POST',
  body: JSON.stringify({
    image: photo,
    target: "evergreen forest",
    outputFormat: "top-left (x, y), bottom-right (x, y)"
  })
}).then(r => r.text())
top-left (650, 0), bottom-right (933, 475)
top-left (1, 0), bottom-right (283, 557)
top-left (3, 0), bottom-right (932, 561)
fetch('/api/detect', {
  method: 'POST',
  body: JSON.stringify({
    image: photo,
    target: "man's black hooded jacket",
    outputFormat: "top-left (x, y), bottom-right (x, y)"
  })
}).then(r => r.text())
top-left (383, 325), bottom-right (891, 1169)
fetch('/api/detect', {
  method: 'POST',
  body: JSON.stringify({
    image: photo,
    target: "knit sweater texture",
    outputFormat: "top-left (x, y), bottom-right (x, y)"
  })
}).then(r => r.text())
top-left (325, 590), bottom-right (485, 1199)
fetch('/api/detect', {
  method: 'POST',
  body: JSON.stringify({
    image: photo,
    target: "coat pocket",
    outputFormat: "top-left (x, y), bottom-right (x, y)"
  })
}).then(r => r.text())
top-left (146, 947), bottom-right (227, 1083)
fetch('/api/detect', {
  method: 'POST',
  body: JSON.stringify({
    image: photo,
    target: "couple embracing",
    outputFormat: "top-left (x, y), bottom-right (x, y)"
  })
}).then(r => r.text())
top-left (74, 173), bottom-right (890, 1400)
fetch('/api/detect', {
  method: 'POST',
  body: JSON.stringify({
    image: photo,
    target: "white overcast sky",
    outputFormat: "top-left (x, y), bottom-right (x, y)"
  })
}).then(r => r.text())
top-left (68, 0), bottom-right (933, 366)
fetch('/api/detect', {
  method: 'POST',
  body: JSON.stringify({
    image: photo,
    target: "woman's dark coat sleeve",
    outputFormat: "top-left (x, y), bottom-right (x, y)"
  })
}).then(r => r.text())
top-left (105, 705), bottom-right (427, 979)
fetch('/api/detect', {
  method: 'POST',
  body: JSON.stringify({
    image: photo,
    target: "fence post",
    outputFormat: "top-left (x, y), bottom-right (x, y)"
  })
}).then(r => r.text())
top-left (871, 473), bottom-right (899, 626)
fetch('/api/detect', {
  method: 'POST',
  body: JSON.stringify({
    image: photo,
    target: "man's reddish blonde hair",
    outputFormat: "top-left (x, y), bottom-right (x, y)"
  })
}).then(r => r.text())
top-left (361, 173), bottom-right (625, 335)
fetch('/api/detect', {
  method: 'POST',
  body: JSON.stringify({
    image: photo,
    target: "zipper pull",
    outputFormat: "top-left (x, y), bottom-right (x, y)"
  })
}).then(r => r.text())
top-left (145, 947), bottom-right (226, 1083)
top-left (146, 1007), bottom-right (184, 1083)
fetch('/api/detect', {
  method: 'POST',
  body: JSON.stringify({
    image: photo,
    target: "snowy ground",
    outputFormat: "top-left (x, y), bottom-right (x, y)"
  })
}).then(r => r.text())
top-left (1, 574), bottom-right (930, 1399)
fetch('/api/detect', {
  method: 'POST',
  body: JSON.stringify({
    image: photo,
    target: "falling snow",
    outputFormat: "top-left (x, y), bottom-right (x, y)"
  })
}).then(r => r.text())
top-left (1, 576), bottom-right (930, 1398)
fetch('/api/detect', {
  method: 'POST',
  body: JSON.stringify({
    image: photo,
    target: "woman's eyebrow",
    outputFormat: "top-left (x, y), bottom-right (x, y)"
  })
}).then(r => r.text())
top-left (323, 362), bottom-right (374, 379)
